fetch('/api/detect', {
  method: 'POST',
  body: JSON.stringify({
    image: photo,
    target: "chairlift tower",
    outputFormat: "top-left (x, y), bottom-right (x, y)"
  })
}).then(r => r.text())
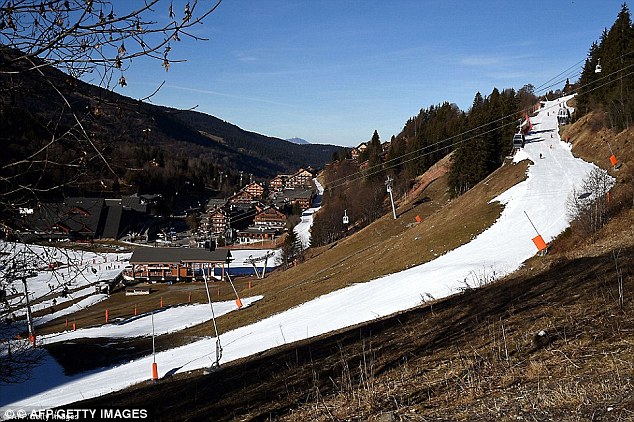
top-left (386, 176), bottom-right (397, 220)
top-left (245, 251), bottom-right (275, 279)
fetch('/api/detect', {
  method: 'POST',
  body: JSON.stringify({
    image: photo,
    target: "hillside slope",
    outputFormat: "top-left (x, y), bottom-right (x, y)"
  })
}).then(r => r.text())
top-left (82, 243), bottom-right (634, 421)
top-left (79, 110), bottom-right (634, 421)
top-left (0, 45), bottom-right (343, 197)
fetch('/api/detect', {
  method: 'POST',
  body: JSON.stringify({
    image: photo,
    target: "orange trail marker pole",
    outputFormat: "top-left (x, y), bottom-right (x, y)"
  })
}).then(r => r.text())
top-left (134, 305), bottom-right (138, 316)
top-left (160, 296), bottom-right (163, 307)
top-left (524, 211), bottom-right (540, 236)
top-left (151, 311), bottom-right (158, 381)
top-left (532, 235), bottom-right (548, 251)
top-left (524, 211), bottom-right (548, 252)
top-left (607, 142), bottom-right (621, 168)
top-left (65, 318), bottom-right (68, 328)
top-left (105, 309), bottom-right (109, 323)
top-left (188, 293), bottom-right (192, 304)
top-left (225, 273), bottom-right (243, 309)
top-left (72, 322), bottom-right (76, 331)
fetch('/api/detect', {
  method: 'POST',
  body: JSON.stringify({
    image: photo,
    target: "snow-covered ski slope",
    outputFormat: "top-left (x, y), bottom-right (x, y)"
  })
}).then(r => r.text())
top-left (295, 178), bottom-right (324, 248)
top-left (1, 95), bottom-right (601, 409)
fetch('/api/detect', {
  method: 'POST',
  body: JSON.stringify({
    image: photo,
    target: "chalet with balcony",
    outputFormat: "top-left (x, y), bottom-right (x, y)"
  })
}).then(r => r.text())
top-left (227, 190), bottom-right (256, 205)
top-left (236, 227), bottom-right (280, 244)
top-left (208, 208), bottom-right (229, 235)
top-left (286, 168), bottom-right (314, 189)
top-left (243, 182), bottom-right (265, 198)
top-left (269, 175), bottom-right (288, 192)
top-left (272, 188), bottom-right (315, 211)
top-left (254, 206), bottom-right (287, 229)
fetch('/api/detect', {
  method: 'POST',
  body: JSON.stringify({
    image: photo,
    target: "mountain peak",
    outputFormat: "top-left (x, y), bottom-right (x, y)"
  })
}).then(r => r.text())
top-left (286, 137), bottom-right (310, 145)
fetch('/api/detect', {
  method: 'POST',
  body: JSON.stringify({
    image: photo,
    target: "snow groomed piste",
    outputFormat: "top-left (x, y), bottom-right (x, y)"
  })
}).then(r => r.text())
top-left (1, 95), bottom-right (603, 410)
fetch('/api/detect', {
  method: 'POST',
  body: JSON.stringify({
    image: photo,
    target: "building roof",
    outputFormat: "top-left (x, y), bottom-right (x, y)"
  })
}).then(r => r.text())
top-left (130, 247), bottom-right (232, 264)
top-left (101, 204), bottom-right (123, 239)
top-left (237, 227), bottom-right (279, 235)
top-left (206, 198), bottom-right (227, 209)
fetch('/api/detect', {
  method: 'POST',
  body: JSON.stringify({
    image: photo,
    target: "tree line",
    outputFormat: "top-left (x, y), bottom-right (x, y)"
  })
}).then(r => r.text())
top-left (575, 3), bottom-right (634, 131)
top-left (310, 85), bottom-right (536, 246)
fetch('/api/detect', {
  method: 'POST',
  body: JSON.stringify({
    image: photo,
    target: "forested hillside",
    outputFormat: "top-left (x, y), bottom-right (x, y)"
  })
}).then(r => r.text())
top-left (0, 45), bottom-right (343, 214)
top-left (575, 4), bottom-right (634, 131)
top-left (311, 88), bottom-right (537, 246)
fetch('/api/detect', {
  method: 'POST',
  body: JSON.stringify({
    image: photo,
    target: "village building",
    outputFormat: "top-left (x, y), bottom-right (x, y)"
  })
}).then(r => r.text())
top-left (242, 182), bottom-right (265, 198)
top-left (205, 198), bottom-right (227, 211)
top-left (128, 247), bottom-right (233, 282)
top-left (227, 190), bottom-right (255, 205)
top-left (236, 227), bottom-right (280, 244)
top-left (208, 208), bottom-right (229, 235)
top-left (351, 142), bottom-right (367, 161)
top-left (254, 206), bottom-right (287, 229)
top-left (268, 175), bottom-right (288, 192)
top-left (285, 168), bottom-right (314, 189)
top-left (272, 188), bottom-right (315, 211)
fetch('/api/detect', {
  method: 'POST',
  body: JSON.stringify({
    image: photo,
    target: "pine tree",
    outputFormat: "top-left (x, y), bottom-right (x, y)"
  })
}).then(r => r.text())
top-left (366, 130), bottom-right (383, 180)
top-left (278, 224), bottom-right (304, 268)
top-left (576, 4), bottom-right (634, 129)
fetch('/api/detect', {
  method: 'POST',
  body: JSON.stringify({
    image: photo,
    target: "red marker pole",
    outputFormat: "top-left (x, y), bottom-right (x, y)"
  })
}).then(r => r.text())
top-left (151, 311), bottom-right (158, 381)
top-left (524, 211), bottom-right (548, 252)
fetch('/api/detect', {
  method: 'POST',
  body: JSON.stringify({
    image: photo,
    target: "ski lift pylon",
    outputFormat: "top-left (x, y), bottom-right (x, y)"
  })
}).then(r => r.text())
top-left (343, 209), bottom-right (349, 225)
top-left (595, 58), bottom-right (602, 74)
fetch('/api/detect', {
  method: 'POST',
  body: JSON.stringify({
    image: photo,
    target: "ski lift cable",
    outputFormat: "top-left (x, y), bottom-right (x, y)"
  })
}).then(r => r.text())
top-left (333, 66), bottom-right (634, 191)
top-left (529, 47), bottom-right (634, 95)
top-left (533, 57), bottom-right (587, 92)
top-left (337, 51), bottom-right (631, 189)
top-left (326, 88), bottom-right (559, 190)
top-left (324, 61), bottom-right (634, 192)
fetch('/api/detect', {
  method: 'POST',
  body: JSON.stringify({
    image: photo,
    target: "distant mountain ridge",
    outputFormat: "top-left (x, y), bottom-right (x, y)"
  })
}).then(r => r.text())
top-left (0, 45), bottom-right (345, 205)
top-left (286, 137), bottom-right (310, 145)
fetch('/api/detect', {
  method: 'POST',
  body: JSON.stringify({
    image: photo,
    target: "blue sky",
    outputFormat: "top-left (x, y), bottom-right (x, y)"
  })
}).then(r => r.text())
top-left (115, 1), bottom-right (622, 147)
